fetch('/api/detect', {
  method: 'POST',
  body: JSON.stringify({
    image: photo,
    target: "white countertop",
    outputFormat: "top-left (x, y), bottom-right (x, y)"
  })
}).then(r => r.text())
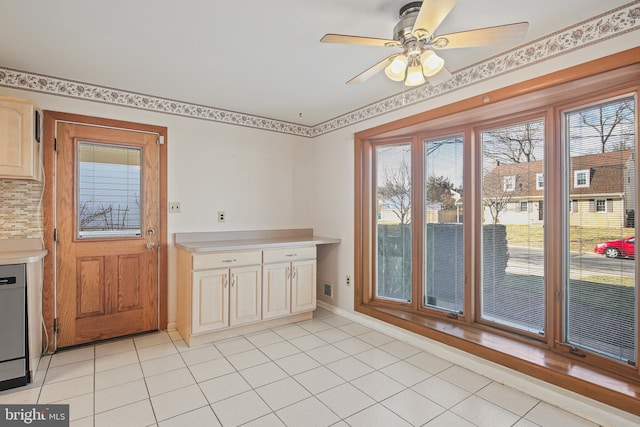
top-left (177, 235), bottom-right (340, 253)
top-left (175, 229), bottom-right (340, 253)
top-left (0, 238), bottom-right (48, 264)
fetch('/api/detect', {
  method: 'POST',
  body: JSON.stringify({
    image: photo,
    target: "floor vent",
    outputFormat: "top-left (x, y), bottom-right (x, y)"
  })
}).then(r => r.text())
top-left (322, 282), bottom-right (333, 298)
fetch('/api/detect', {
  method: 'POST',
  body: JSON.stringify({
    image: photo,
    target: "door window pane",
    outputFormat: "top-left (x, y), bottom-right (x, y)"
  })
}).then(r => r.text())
top-left (564, 95), bottom-right (636, 363)
top-left (77, 142), bottom-right (142, 238)
top-left (376, 144), bottom-right (412, 301)
top-left (481, 119), bottom-right (545, 334)
top-left (424, 135), bottom-right (464, 313)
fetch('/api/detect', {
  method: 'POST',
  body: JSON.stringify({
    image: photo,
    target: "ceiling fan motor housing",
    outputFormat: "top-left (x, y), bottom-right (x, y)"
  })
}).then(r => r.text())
top-left (394, 2), bottom-right (431, 49)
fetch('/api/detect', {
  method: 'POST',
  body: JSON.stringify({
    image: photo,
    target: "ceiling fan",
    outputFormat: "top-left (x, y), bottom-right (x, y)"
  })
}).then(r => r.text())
top-left (320, 0), bottom-right (528, 86)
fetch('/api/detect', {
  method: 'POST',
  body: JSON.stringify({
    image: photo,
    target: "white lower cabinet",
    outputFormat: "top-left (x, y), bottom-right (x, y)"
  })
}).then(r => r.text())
top-left (192, 268), bottom-right (228, 334)
top-left (263, 246), bottom-right (317, 319)
top-left (192, 264), bottom-right (262, 334)
top-left (177, 245), bottom-right (316, 346)
top-left (229, 265), bottom-right (262, 326)
top-left (262, 262), bottom-right (291, 320)
top-left (291, 259), bottom-right (316, 313)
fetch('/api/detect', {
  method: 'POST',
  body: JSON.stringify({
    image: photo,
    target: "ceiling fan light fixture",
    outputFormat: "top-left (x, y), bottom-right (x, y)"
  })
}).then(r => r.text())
top-left (404, 58), bottom-right (425, 86)
top-left (384, 54), bottom-right (408, 81)
top-left (421, 50), bottom-right (445, 77)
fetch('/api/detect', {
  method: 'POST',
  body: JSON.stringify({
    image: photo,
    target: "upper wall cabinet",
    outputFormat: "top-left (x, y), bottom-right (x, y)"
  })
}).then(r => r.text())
top-left (0, 96), bottom-right (41, 181)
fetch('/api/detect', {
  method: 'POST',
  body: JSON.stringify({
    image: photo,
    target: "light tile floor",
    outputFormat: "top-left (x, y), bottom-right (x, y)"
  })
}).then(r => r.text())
top-left (0, 308), bottom-right (602, 427)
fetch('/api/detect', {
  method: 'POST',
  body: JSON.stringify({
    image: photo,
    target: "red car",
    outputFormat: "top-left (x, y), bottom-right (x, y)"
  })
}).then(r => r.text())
top-left (594, 237), bottom-right (635, 258)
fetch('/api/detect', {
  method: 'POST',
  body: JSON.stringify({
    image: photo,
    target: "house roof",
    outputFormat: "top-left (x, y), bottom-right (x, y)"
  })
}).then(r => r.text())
top-left (485, 149), bottom-right (634, 198)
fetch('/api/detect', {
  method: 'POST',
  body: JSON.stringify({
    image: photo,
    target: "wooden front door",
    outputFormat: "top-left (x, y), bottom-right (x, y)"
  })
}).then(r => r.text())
top-left (55, 122), bottom-right (160, 347)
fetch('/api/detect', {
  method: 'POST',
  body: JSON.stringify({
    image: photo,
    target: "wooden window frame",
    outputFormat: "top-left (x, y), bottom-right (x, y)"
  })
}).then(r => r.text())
top-left (354, 48), bottom-right (640, 415)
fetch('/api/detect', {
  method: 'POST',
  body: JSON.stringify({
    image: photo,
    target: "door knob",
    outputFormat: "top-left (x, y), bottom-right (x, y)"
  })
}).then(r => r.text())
top-left (146, 241), bottom-right (155, 249)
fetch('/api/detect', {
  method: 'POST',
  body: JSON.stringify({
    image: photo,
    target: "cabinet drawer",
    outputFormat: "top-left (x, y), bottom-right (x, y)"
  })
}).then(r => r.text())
top-left (263, 246), bottom-right (316, 264)
top-left (193, 250), bottom-right (262, 270)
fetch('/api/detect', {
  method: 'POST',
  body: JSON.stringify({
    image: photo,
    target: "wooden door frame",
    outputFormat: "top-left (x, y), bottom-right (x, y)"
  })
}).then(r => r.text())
top-left (42, 111), bottom-right (168, 350)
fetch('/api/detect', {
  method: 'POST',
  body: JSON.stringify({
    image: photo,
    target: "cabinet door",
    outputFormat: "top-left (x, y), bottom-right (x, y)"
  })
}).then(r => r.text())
top-left (230, 265), bottom-right (262, 326)
top-left (192, 269), bottom-right (229, 334)
top-left (291, 259), bottom-right (316, 314)
top-left (0, 97), bottom-right (39, 180)
top-left (262, 262), bottom-right (291, 320)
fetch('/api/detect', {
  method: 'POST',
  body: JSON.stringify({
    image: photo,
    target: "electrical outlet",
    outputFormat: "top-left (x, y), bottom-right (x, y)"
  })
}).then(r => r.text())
top-left (346, 275), bottom-right (351, 287)
top-left (169, 202), bottom-right (181, 213)
top-left (218, 211), bottom-right (225, 222)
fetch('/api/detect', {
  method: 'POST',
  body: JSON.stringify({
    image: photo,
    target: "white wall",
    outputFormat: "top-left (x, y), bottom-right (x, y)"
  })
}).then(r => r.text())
top-left (0, 86), bottom-right (312, 325)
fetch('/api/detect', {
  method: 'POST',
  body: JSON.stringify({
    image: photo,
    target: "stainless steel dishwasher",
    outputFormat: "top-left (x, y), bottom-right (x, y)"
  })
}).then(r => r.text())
top-left (0, 263), bottom-right (28, 391)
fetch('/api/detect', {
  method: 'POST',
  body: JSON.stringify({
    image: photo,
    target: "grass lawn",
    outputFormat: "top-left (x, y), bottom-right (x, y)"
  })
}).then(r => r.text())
top-left (505, 224), bottom-right (634, 253)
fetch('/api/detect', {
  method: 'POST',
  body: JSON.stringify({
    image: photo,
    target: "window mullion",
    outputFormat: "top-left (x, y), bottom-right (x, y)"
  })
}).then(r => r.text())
top-left (546, 107), bottom-right (562, 350)
top-left (412, 136), bottom-right (424, 311)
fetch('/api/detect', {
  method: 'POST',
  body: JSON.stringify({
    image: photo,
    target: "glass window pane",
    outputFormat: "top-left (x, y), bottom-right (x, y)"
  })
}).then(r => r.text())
top-left (481, 119), bottom-right (545, 335)
top-left (564, 95), bottom-right (636, 364)
top-left (424, 135), bottom-right (464, 313)
top-left (376, 144), bottom-right (412, 302)
top-left (77, 142), bottom-right (142, 238)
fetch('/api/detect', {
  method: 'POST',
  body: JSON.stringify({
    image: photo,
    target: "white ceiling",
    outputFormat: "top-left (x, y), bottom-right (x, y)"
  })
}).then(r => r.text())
top-left (0, 0), bottom-right (632, 126)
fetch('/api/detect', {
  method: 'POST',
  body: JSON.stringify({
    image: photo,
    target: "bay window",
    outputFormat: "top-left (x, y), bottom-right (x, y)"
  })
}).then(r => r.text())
top-left (375, 143), bottom-right (412, 302)
top-left (424, 135), bottom-right (464, 314)
top-left (480, 119), bottom-right (545, 336)
top-left (354, 57), bottom-right (640, 413)
top-left (563, 95), bottom-right (636, 366)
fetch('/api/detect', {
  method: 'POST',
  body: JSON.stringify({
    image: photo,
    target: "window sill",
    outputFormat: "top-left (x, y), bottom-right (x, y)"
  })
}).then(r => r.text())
top-left (356, 303), bottom-right (640, 417)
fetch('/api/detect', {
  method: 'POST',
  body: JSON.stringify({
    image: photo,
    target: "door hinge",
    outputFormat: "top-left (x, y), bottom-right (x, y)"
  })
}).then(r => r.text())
top-left (53, 228), bottom-right (58, 243)
top-left (54, 137), bottom-right (58, 152)
top-left (53, 318), bottom-right (59, 333)
top-left (157, 135), bottom-right (165, 145)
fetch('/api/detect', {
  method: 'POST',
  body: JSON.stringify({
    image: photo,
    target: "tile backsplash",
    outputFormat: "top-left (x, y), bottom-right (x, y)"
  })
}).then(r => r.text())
top-left (0, 179), bottom-right (44, 239)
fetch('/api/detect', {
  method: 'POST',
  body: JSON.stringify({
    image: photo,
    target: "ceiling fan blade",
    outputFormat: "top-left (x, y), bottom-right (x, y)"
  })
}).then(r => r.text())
top-left (431, 22), bottom-right (529, 49)
top-left (412, 0), bottom-right (458, 38)
top-left (347, 55), bottom-right (395, 84)
top-left (320, 33), bottom-right (400, 48)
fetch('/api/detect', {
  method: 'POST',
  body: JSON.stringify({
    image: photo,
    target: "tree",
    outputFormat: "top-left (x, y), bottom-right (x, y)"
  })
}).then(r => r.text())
top-left (577, 98), bottom-right (634, 153)
top-left (483, 121), bottom-right (544, 164)
top-left (426, 175), bottom-right (456, 210)
top-left (378, 160), bottom-right (411, 224)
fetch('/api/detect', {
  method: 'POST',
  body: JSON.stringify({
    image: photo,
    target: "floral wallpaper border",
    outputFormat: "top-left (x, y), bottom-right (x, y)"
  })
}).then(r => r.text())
top-left (1, 2), bottom-right (638, 138)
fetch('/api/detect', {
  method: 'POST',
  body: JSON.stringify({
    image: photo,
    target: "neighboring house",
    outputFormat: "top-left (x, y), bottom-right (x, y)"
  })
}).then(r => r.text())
top-left (483, 150), bottom-right (635, 227)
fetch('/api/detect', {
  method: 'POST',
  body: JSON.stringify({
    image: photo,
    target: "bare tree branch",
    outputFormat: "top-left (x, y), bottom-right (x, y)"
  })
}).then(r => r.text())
top-left (378, 160), bottom-right (411, 224)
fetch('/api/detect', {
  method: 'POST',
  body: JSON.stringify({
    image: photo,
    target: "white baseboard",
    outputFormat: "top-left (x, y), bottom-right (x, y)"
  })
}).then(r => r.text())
top-left (316, 301), bottom-right (640, 427)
